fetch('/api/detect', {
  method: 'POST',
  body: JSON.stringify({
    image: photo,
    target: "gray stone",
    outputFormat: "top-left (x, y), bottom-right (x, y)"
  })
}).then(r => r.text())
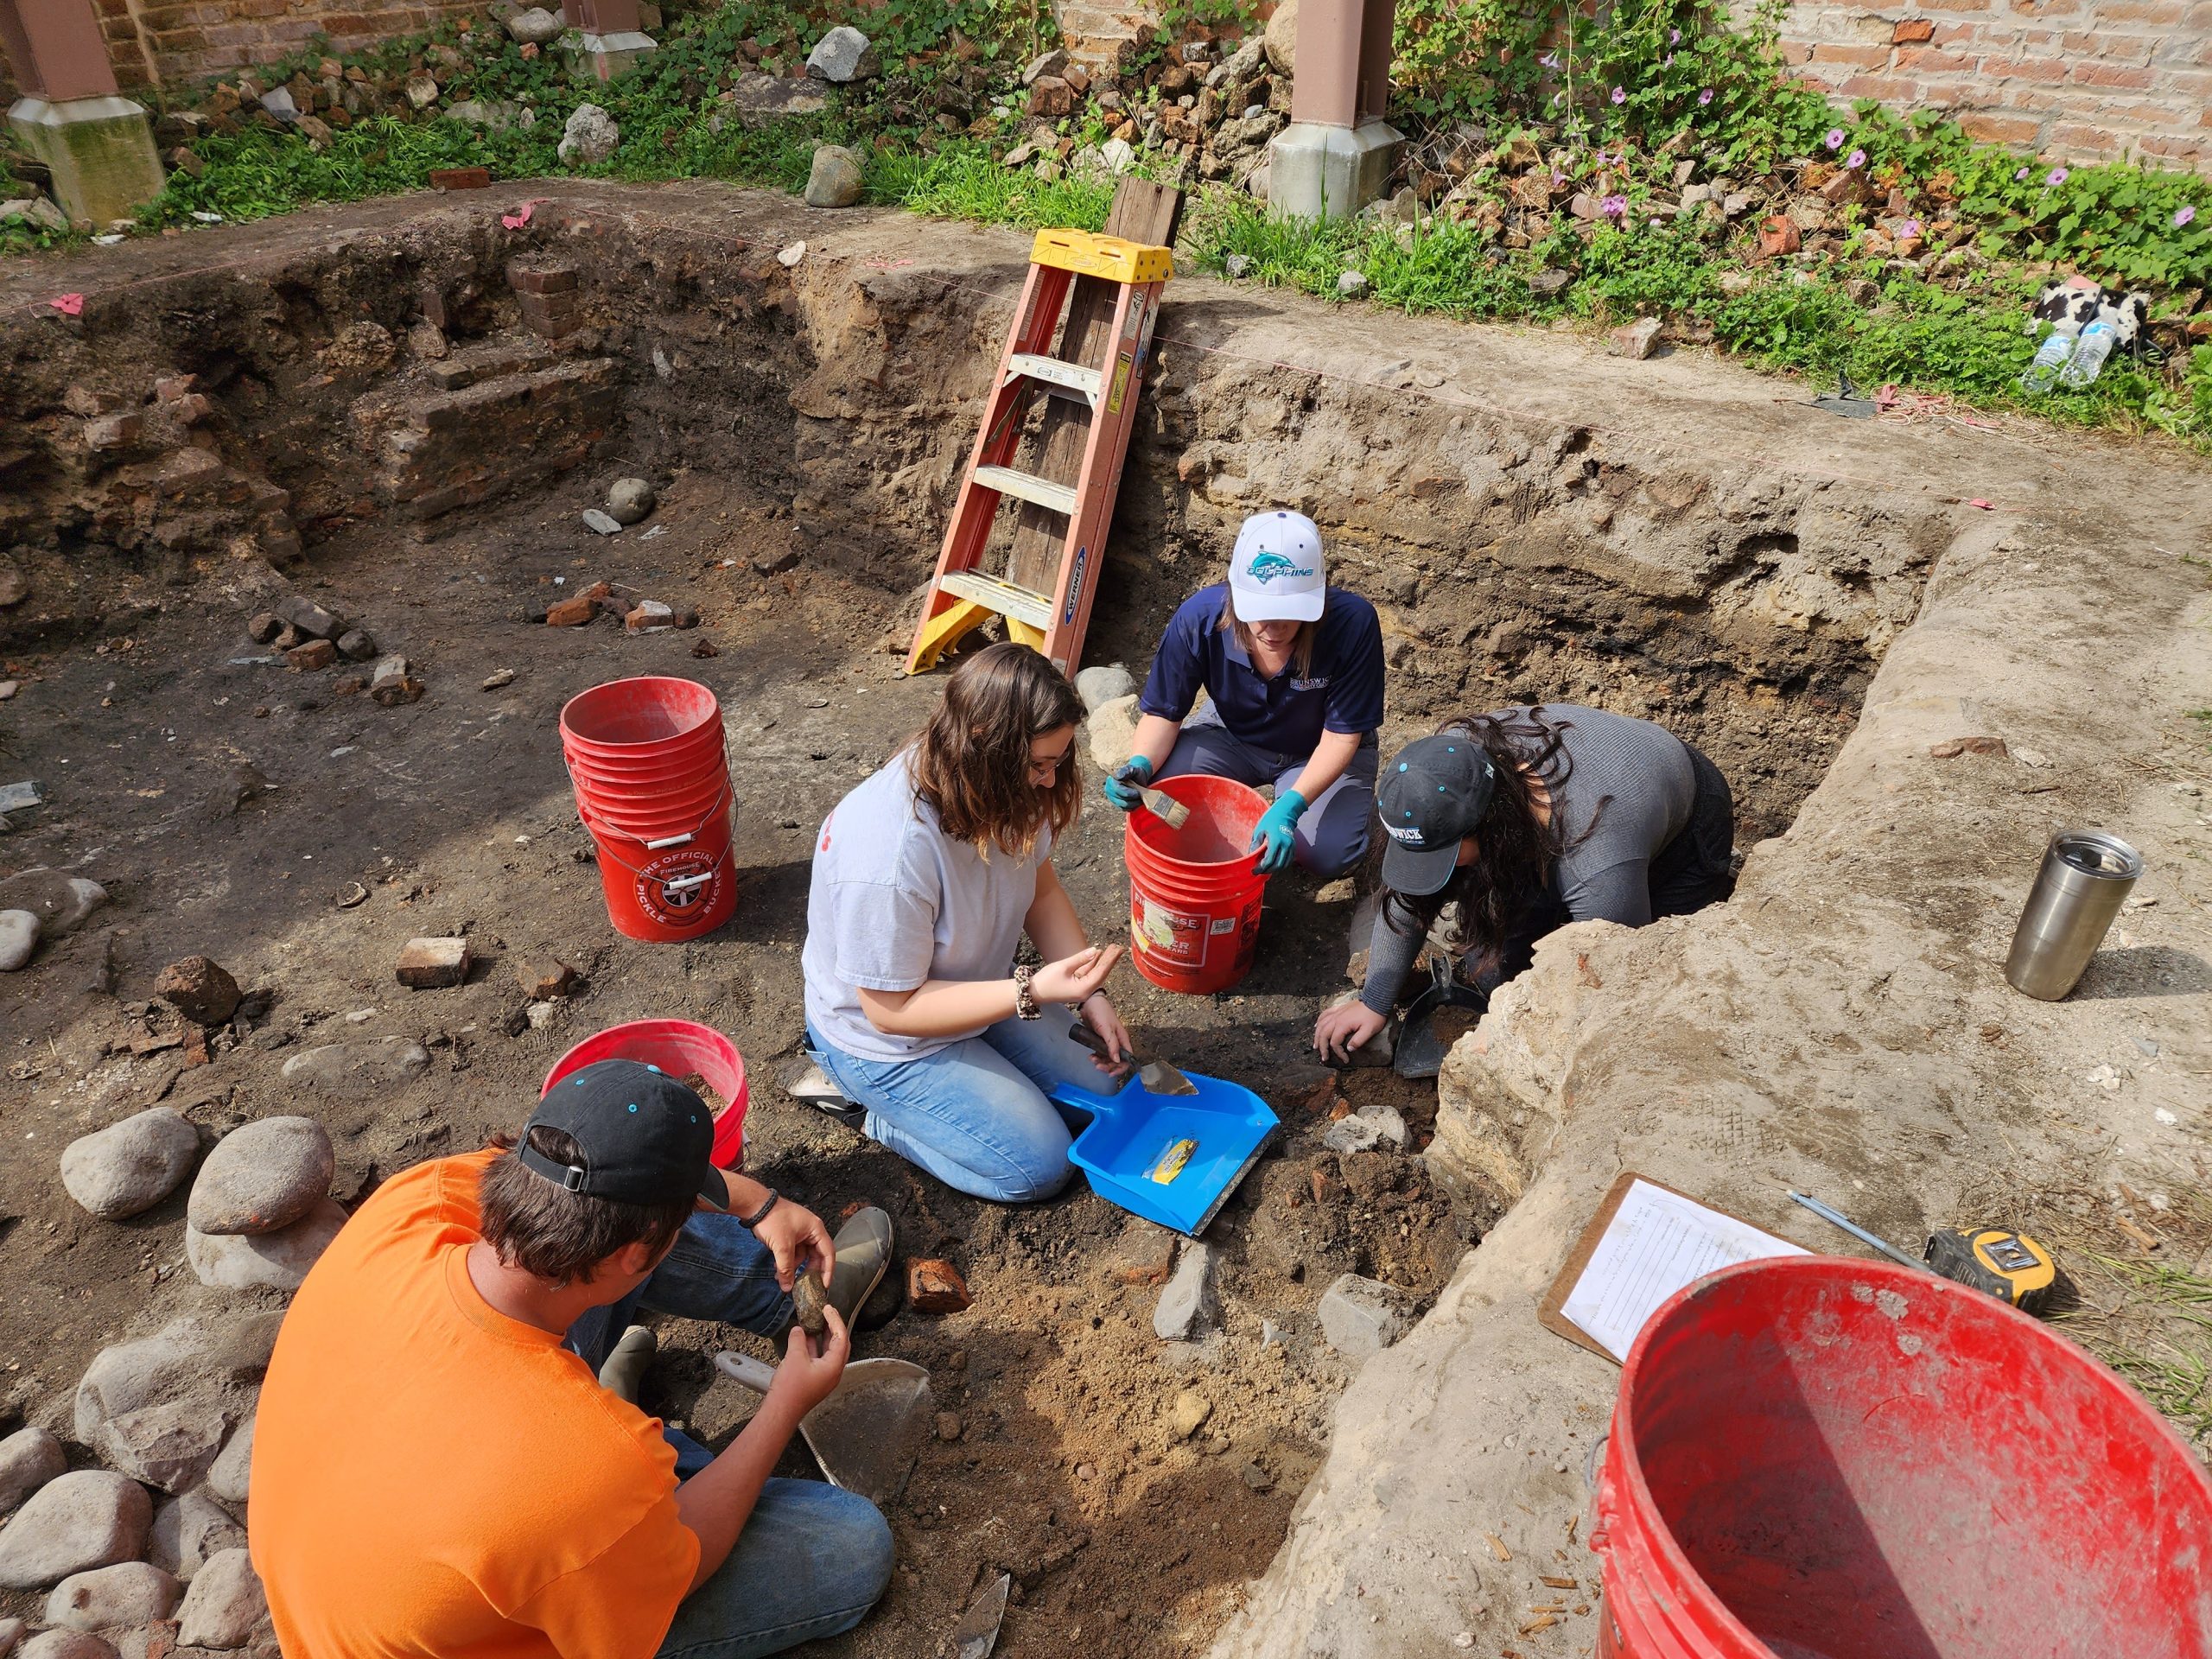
top-left (1085, 693), bottom-right (1141, 772)
top-left (0, 1428), bottom-right (66, 1515)
top-left (186, 1199), bottom-right (346, 1292)
top-left (0, 910), bottom-right (36, 971)
top-left (60, 1109), bottom-right (200, 1220)
top-left (606, 477), bottom-right (655, 524)
top-left (1264, 0), bottom-right (1298, 73)
top-left (582, 508), bottom-right (624, 536)
top-left (0, 1472), bottom-right (152, 1590)
top-left (1101, 137), bottom-right (1136, 175)
top-left (46, 1562), bottom-right (181, 1631)
top-left (270, 594), bottom-right (339, 639)
top-left (257, 88), bottom-right (296, 123)
top-left (804, 25), bottom-right (878, 82)
top-left (95, 1398), bottom-right (233, 1495)
top-left (1321, 1104), bottom-right (1408, 1155)
top-left (1020, 48), bottom-right (1066, 84)
top-left (188, 1117), bottom-right (332, 1237)
top-left (18, 1635), bottom-right (115, 1659)
top-left (277, 1039), bottom-right (430, 1096)
top-left (1608, 317), bottom-right (1664, 359)
top-left (0, 1618), bottom-right (21, 1659)
top-left (1318, 1273), bottom-right (1412, 1358)
top-left (0, 870), bottom-right (107, 939)
top-left (204, 1420), bottom-right (252, 1510)
top-left (1224, 253), bottom-right (1253, 279)
top-left (505, 5), bottom-right (564, 43)
top-left (2, 197), bottom-right (67, 233)
top-left (556, 103), bottom-right (619, 168)
top-left (149, 1493), bottom-right (245, 1582)
top-left (443, 99), bottom-right (521, 130)
top-left (335, 628), bottom-right (378, 662)
top-left (1336, 270), bottom-right (1370, 299)
top-left (176, 1549), bottom-right (264, 1650)
top-left (728, 73), bottom-right (829, 127)
top-left (804, 145), bottom-right (864, 209)
top-left (1074, 664), bottom-right (1136, 713)
top-left (1153, 1242), bottom-right (1219, 1341)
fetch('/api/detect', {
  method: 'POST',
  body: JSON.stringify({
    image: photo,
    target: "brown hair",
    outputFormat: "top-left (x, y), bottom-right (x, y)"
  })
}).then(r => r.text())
top-left (1217, 604), bottom-right (1318, 678)
top-left (910, 640), bottom-right (1085, 857)
top-left (478, 1127), bottom-right (694, 1288)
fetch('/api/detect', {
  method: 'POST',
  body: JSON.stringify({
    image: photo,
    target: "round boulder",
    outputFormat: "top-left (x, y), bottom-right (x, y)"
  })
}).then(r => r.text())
top-left (0, 871), bottom-right (105, 939)
top-left (19, 1633), bottom-right (118, 1659)
top-left (187, 1116), bottom-right (333, 1236)
top-left (557, 103), bottom-right (619, 168)
top-left (153, 957), bottom-right (240, 1027)
top-left (60, 1109), bottom-right (200, 1220)
top-left (149, 1493), bottom-right (245, 1582)
top-left (0, 1427), bottom-right (66, 1516)
top-left (504, 4), bottom-right (564, 43)
top-left (45, 1561), bottom-right (181, 1631)
top-left (1073, 664), bottom-right (1136, 714)
top-left (0, 1471), bottom-right (153, 1591)
top-left (186, 1199), bottom-right (346, 1292)
top-left (1264, 0), bottom-right (1298, 74)
top-left (176, 1549), bottom-right (266, 1651)
top-left (804, 145), bottom-right (865, 209)
top-left (0, 910), bottom-right (35, 973)
top-left (606, 477), bottom-right (656, 525)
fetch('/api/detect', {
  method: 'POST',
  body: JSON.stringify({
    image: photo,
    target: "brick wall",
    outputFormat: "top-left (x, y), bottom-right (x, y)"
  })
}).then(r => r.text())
top-left (1772, 0), bottom-right (2211, 170)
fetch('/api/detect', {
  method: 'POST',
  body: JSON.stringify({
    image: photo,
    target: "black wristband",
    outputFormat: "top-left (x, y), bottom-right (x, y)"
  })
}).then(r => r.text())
top-left (739, 1190), bottom-right (779, 1230)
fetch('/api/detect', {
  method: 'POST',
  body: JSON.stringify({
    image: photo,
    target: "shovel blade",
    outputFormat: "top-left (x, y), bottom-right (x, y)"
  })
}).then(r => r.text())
top-left (799, 1358), bottom-right (934, 1505)
top-left (944, 1571), bottom-right (1012, 1659)
top-left (1137, 1058), bottom-right (1200, 1096)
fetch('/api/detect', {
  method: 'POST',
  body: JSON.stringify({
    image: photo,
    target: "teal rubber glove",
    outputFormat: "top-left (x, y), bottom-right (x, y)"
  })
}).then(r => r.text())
top-left (1104, 755), bottom-right (1154, 812)
top-left (1249, 789), bottom-right (1308, 874)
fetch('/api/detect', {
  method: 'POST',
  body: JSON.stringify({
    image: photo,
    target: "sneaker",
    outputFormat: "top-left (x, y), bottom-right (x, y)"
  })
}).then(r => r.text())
top-left (786, 1058), bottom-right (866, 1129)
top-left (597, 1325), bottom-right (657, 1403)
top-left (824, 1206), bottom-right (893, 1328)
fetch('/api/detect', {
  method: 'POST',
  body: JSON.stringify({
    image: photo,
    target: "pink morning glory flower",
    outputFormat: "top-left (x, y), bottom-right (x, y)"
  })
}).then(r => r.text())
top-left (1847, 149), bottom-right (1866, 168)
top-left (1826, 127), bottom-right (1846, 149)
top-left (1899, 218), bottom-right (1922, 237)
top-left (1670, 26), bottom-right (1681, 41)
top-left (1601, 194), bottom-right (1629, 217)
top-left (2177, 204), bottom-right (2197, 227)
top-left (1540, 51), bottom-right (1559, 67)
top-left (2046, 167), bottom-right (2069, 185)
top-left (2014, 166), bottom-right (2030, 181)
top-left (1698, 88), bottom-right (1713, 105)
top-left (1612, 86), bottom-right (1627, 103)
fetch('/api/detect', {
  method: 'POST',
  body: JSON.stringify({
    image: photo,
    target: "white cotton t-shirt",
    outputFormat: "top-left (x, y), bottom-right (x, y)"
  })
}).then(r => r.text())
top-left (801, 751), bottom-right (1050, 1063)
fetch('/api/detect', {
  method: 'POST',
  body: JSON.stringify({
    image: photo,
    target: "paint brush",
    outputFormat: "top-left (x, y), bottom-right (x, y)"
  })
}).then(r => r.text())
top-left (1139, 787), bottom-right (1189, 830)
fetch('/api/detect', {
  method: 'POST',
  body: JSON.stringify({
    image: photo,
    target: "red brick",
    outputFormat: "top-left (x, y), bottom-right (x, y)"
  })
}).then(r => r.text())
top-left (2089, 0), bottom-right (2183, 19)
top-left (2049, 121), bottom-right (2128, 150)
top-left (908, 1259), bottom-right (972, 1314)
top-left (2072, 60), bottom-right (2156, 86)
top-left (1892, 17), bottom-right (1936, 41)
top-left (1984, 54), bottom-right (2071, 80)
top-left (1895, 47), bottom-right (1977, 70)
top-left (505, 261), bottom-right (577, 295)
top-left (1839, 73), bottom-right (1924, 98)
top-left (545, 596), bottom-right (599, 626)
top-left (1807, 41), bottom-right (1893, 65)
top-left (1956, 111), bottom-right (2045, 141)
top-left (285, 639), bottom-right (338, 671)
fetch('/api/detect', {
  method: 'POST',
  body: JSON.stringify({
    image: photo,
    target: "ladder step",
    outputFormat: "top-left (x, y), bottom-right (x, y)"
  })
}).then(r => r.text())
top-left (939, 569), bottom-right (1055, 631)
top-left (973, 465), bottom-right (1077, 517)
top-left (1007, 353), bottom-right (1102, 404)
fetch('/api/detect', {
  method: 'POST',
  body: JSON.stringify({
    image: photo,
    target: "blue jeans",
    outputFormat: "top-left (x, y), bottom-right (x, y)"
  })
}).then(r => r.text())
top-left (807, 1012), bottom-right (1100, 1203)
top-left (563, 1213), bottom-right (893, 1657)
top-left (1154, 721), bottom-right (1379, 878)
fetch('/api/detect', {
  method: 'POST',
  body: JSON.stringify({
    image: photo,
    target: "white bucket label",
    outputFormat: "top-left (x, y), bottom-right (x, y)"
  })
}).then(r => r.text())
top-left (1133, 895), bottom-right (1208, 968)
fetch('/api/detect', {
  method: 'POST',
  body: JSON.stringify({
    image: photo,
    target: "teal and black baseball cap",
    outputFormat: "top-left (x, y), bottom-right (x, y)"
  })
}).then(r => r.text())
top-left (520, 1058), bottom-right (728, 1210)
top-left (1376, 734), bottom-right (1497, 897)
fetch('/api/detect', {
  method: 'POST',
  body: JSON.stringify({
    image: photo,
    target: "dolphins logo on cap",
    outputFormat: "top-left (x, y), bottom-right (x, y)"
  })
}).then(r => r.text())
top-left (1247, 551), bottom-right (1313, 584)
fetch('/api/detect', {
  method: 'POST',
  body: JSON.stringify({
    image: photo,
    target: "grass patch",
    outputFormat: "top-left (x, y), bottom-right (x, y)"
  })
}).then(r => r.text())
top-left (2062, 1251), bottom-right (2212, 1452)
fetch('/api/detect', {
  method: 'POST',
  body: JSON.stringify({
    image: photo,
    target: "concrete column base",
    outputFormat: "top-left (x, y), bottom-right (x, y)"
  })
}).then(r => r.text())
top-left (1264, 119), bottom-right (1405, 221)
top-left (565, 30), bottom-right (658, 81)
top-left (8, 94), bottom-right (166, 226)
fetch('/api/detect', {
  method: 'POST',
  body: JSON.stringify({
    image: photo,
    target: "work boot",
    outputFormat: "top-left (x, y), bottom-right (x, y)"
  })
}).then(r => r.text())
top-left (598, 1324), bottom-right (657, 1403)
top-left (823, 1206), bottom-right (893, 1329)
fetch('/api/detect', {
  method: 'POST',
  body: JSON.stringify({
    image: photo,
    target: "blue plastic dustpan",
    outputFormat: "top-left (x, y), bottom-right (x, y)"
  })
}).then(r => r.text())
top-left (1051, 1069), bottom-right (1278, 1236)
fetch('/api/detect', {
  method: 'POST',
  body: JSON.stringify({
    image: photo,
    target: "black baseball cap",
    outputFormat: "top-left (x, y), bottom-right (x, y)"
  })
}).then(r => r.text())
top-left (521, 1058), bottom-right (728, 1210)
top-left (1376, 734), bottom-right (1498, 897)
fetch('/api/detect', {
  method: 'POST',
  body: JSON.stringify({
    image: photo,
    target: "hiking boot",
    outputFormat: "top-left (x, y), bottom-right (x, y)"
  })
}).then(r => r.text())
top-left (824, 1206), bottom-right (893, 1328)
top-left (597, 1324), bottom-right (657, 1403)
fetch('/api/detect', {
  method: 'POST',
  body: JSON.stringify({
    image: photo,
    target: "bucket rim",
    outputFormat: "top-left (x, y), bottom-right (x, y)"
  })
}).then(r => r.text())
top-left (558, 676), bottom-right (724, 751)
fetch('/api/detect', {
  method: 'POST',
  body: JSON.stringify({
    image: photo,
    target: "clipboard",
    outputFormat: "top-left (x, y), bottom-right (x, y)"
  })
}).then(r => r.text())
top-left (1539, 1171), bottom-right (1806, 1363)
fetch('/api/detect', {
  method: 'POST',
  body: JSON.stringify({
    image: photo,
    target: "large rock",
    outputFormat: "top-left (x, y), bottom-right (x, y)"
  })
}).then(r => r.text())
top-left (45, 1562), bottom-right (181, 1631)
top-left (0, 870), bottom-right (106, 939)
top-left (728, 73), bottom-right (829, 127)
top-left (0, 1428), bottom-right (66, 1515)
top-left (0, 1472), bottom-right (152, 1590)
top-left (1075, 664), bottom-right (1136, 713)
top-left (186, 1199), bottom-right (346, 1292)
top-left (0, 1618), bottom-right (22, 1659)
top-left (74, 1317), bottom-right (267, 1496)
top-left (804, 145), bottom-right (864, 209)
top-left (175, 1550), bottom-right (265, 1650)
top-left (0, 911), bottom-right (35, 972)
top-left (1263, 0), bottom-right (1298, 74)
top-left (203, 1420), bottom-right (252, 1511)
top-left (149, 1493), bottom-right (245, 1582)
top-left (97, 1400), bottom-right (233, 1496)
top-left (187, 1116), bottom-right (333, 1236)
top-left (1317, 1272), bottom-right (1412, 1358)
top-left (504, 4), bottom-right (563, 43)
top-left (804, 25), bottom-right (878, 81)
top-left (1086, 693), bottom-right (1141, 772)
top-left (606, 477), bottom-right (655, 525)
top-left (277, 1039), bottom-right (430, 1096)
top-left (1154, 1241), bottom-right (1219, 1341)
top-left (556, 103), bottom-right (619, 168)
top-left (18, 1635), bottom-right (115, 1659)
top-left (60, 1109), bottom-right (200, 1220)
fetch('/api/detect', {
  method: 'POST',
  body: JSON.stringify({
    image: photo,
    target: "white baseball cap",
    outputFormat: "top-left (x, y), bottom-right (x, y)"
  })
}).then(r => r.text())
top-left (1227, 510), bottom-right (1325, 624)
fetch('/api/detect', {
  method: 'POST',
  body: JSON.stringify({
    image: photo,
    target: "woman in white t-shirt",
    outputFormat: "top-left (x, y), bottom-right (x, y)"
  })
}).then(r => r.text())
top-left (800, 642), bottom-right (1132, 1202)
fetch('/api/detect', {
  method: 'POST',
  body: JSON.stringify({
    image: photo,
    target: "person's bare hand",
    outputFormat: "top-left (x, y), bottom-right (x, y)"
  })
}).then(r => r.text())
top-left (770, 1306), bottom-right (849, 1417)
top-left (1033, 944), bottom-right (1122, 1005)
top-left (1314, 1001), bottom-right (1389, 1063)
top-left (1078, 995), bottom-right (1135, 1077)
top-left (752, 1198), bottom-right (835, 1292)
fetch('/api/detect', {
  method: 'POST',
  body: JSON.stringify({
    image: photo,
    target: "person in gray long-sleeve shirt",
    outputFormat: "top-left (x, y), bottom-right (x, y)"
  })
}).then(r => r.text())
top-left (1313, 704), bottom-right (1735, 1063)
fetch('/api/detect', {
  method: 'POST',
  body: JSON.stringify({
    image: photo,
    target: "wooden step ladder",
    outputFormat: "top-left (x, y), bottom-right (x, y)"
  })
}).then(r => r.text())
top-left (906, 181), bottom-right (1183, 677)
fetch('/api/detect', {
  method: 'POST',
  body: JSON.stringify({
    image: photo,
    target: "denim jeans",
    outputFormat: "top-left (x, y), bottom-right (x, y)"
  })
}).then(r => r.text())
top-left (807, 1012), bottom-right (1101, 1203)
top-left (563, 1212), bottom-right (893, 1657)
top-left (1153, 720), bottom-right (1380, 879)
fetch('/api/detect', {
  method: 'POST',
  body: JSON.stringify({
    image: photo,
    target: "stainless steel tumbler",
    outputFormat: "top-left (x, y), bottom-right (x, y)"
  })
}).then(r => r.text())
top-left (2004, 830), bottom-right (2143, 1000)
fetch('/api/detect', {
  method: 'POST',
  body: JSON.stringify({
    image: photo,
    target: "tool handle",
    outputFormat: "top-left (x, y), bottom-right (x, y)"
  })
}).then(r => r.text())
top-left (714, 1351), bottom-right (778, 1396)
top-left (1066, 1021), bottom-right (1133, 1067)
top-left (1787, 1191), bottom-right (1928, 1273)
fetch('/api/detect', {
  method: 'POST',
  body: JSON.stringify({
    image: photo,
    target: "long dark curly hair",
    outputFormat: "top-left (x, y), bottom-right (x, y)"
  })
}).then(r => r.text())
top-left (1379, 705), bottom-right (1600, 974)
top-left (911, 641), bottom-right (1085, 858)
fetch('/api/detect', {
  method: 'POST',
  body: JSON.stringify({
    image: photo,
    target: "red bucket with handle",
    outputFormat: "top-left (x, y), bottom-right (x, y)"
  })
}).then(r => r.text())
top-left (1123, 773), bottom-right (1269, 995)
top-left (541, 1020), bottom-right (748, 1168)
top-left (1592, 1255), bottom-right (2212, 1659)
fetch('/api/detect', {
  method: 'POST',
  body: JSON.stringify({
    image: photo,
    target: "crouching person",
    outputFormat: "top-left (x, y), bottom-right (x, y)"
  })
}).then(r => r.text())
top-left (251, 1059), bottom-right (895, 1659)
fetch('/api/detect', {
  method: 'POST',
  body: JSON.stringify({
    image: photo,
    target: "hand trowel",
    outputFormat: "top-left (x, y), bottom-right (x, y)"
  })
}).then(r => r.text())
top-left (714, 1350), bottom-right (933, 1505)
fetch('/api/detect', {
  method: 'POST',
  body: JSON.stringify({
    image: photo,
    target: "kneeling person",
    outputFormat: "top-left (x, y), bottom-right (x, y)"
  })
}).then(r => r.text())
top-left (251, 1060), bottom-right (896, 1659)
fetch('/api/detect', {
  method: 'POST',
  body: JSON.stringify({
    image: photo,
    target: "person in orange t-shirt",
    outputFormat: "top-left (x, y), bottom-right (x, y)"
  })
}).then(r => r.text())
top-left (250, 1058), bottom-right (896, 1659)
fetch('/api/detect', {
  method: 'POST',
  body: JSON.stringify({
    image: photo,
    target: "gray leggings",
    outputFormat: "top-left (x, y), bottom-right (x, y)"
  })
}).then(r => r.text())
top-left (1154, 721), bottom-right (1379, 879)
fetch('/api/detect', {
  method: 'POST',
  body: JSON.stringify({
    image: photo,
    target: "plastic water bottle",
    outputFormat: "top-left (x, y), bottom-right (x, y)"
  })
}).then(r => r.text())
top-left (2058, 318), bottom-right (2116, 388)
top-left (2019, 330), bottom-right (2074, 394)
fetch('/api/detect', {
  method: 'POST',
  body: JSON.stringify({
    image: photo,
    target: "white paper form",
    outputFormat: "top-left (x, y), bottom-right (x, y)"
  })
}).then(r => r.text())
top-left (1559, 1179), bottom-right (1809, 1361)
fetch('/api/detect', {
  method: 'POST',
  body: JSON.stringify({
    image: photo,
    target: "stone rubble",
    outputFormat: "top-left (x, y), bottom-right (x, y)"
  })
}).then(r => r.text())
top-left (175, 1549), bottom-right (267, 1650)
top-left (0, 1472), bottom-right (153, 1590)
top-left (395, 936), bottom-right (472, 989)
top-left (605, 478), bottom-right (656, 525)
top-left (0, 1429), bottom-right (67, 1516)
top-left (0, 912), bottom-right (36, 972)
top-left (153, 957), bottom-right (240, 1028)
top-left (44, 1562), bottom-right (182, 1632)
top-left (186, 1199), bottom-right (347, 1292)
top-left (557, 104), bottom-right (620, 168)
top-left (147, 1494), bottom-right (245, 1582)
top-left (1073, 664), bottom-right (1135, 713)
top-left (1153, 1242), bottom-right (1219, 1341)
top-left (804, 26), bottom-right (879, 83)
top-left (804, 146), bottom-right (865, 209)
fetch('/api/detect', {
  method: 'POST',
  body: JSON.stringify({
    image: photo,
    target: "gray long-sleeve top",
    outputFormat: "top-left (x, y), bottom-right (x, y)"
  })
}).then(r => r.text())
top-left (1359, 706), bottom-right (1694, 1014)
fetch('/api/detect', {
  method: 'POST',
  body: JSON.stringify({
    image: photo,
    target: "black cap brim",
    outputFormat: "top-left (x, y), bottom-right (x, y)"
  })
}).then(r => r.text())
top-left (697, 1164), bottom-right (730, 1211)
top-left (1382, 836), bottom-right (1464, 899)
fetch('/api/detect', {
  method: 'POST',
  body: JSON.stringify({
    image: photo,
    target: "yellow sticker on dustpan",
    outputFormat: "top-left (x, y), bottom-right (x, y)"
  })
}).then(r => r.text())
top-left (1147, 1138), bottom-right (1198, 1184)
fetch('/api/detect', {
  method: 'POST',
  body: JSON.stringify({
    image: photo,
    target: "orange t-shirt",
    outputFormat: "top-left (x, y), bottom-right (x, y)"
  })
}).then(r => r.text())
top-left (250, 1149), bottom-right (698, 1659)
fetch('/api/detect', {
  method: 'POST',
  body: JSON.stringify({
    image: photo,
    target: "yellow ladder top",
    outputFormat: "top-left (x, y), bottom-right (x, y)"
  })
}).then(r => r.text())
top-left (1030, 228), bottom-right (1174, 286)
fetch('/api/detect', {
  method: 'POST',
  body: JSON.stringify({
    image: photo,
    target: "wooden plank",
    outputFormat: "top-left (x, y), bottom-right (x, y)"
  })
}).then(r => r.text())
top-left (1005, 179), bottom-right (1185, 598)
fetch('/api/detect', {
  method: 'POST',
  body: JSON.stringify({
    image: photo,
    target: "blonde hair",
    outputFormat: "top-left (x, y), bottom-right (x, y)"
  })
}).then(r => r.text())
top-left (1218, 605), bottom-right (1318, 677)
top-left (911, 642), bottom-right (1085, 857)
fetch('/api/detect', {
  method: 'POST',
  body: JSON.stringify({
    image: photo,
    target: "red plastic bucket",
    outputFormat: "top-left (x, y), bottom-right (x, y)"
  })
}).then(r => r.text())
top-left (1592, 1255), bottom-right (2212, 1659)
top-left (1124, 773), bottom-right (1268, 995)
top-left (541, 1020), bottom-right (748, 1167)
top-left (559, 677), bottom-right (738, 942)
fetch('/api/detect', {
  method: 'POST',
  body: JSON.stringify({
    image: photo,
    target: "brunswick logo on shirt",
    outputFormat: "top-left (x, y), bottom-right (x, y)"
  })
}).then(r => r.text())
top-left (1246, 552), bottom-right (1315, 584)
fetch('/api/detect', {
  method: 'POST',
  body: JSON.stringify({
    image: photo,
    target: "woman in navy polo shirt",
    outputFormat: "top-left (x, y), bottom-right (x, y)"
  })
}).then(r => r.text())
top-left (1101, 511), bottom-right (1384, 877)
